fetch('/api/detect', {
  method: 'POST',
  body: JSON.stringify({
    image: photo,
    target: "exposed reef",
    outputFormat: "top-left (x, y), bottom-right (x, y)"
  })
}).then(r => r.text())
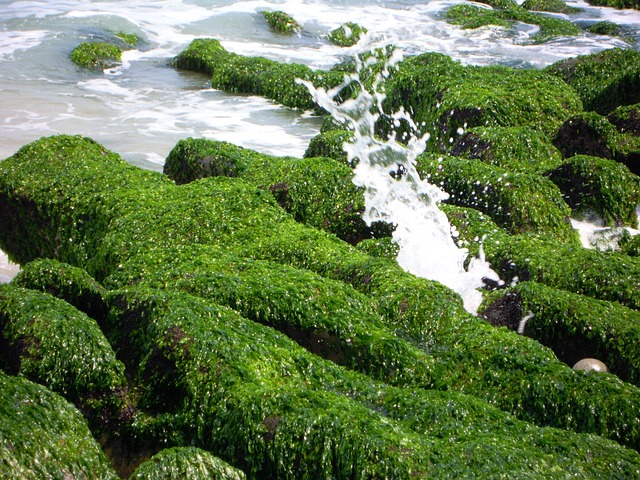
top-left (2, 37), bottom-right (640, 478)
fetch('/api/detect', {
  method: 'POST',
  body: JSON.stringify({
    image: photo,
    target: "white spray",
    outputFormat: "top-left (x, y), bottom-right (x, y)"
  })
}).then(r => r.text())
top-left (298, 49), bottom-right (500, 314)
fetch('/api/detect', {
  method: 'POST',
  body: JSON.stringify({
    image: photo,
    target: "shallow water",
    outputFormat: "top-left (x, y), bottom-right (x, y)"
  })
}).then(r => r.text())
top-left (1, 0), bottom-right (640, 283)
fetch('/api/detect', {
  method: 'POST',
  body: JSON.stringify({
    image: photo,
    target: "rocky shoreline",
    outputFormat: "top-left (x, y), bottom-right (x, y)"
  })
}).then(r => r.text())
top-left (2, 21), bottom-right (640, 480)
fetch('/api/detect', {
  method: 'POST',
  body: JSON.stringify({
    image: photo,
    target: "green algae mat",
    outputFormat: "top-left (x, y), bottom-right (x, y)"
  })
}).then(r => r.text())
top-left (2, 41), bottom-right (640, 478)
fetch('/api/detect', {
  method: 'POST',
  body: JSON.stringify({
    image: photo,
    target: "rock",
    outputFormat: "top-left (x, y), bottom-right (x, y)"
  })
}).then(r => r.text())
top-left (574, 358), bottom-right (609, 373)
top-left (545, 48), bottom-right (640, 115)
top-left (384, 52), bottom-right (582, 153)
top-left (173, 39), bottom-right (344, 110)
top-left (262, 11), bottom-right (301, 35)
top-left (450, 126), bottom-right (564, 174)
top-left (164, 137), bottom-right (375, 245)
top-left (70, 41), bottom-right (122, 70)
top-left (552, 112), bottom-right (640, 175)
top-left (328, 22), bottom-right (368, 47)
top-left (416, 154), bottom-right (578, 242)
top-left (545, 154), bottom-right (640, 228)
top-left (0, 372), bottom-right (118, 478)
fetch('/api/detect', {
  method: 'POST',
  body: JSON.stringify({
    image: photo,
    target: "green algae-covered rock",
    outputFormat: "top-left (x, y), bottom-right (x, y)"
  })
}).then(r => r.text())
top-left (608, 102), bottom-right (640, 135)
top-left (450, 126), bottom-right (564, 174)
top-left (0, 372), bottom-right (118, 479)
top-left (622, 233), bottom-right (640, 256)
top-left (481, 281), bottom-right (640, 386)
top-left (173, 38), bottom-right (342, 110)
top-left (444, 2), bottom-right (582, 43)
top-left (262, 11), bottom-right (301, 35)
top-left (415, 154), bottom-right (578, 242)
top-left (5, 135), bottom-right (640, 461)
top-left (545, 48), bottom-right (640, 114)
top-left (164, 138), bottom-right (371, 244)
top-left (585, 0), bottom-right (640, 10)
top-left (522, 0), bottom-right (582, 13)
top-left (0, 284), bottom-right (125, 421)
top-left (0, 134), bottom-right (169, 276)
top-left (328, 22), bottom-right (368, 47)
top-left (485, 234), bottom-right (640, 310)
top-left (552, 110), bottom-right (640, 175)
top-left (385, 52), bottom-right (582, 153)
top-left (304, 129), bottom-right (354, 164)
top-left (70, 41), bottom-right (122, 70)
top-left (109, 286), bottom-right (640, 477)
top-left (131, 447), bottom-right (246, 479)
top-left (545, 154), bottom-right (640, 227)
top-left (12, 257), bottom-right (109, 322)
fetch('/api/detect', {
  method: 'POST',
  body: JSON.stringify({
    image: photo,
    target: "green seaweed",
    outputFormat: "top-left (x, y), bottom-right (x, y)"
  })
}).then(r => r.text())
top-left (262, 11), bottom-right (301, 35)
top-left (545, 154), bottom-right (640, 228)
top-left (522, 0), bottom-right (582, 13)
top-left (384, 52), bottom-right (582, 152)
top-left (70, 41), bottom-right (122, 70)
top-left (481, 281), bottom-right (640, 386)
top-left (545, 48), bottom-right (640, 114)
top-left (0, 284), bottom-right (125, 425)
top-left (443, 3), bottom-right (582, 43)
top-left (173, 38), bottom-right (343, 110)
top-left (0, 372), bottom-right (118, 478)
top-left (164, 138), bottom-right (371, 244)
top-left (5, 135), bottom-right (640, 462)
top-left (484, 234), bottom-right (640, 310)
top-left (327, 22), bottom-right (368, 47)
top-left (451, 126), bottom-right (564, 174)
top-left (415, 154), bottom-right (578, 241)
top-left (131, 447), bottom-right (246, 479)
top-left (12, 257), bottom-right (109, 322)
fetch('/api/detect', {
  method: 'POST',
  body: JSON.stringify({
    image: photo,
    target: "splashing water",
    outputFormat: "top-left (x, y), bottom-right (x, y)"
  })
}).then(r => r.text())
top-left (299, 49), bottom-right (500, 314)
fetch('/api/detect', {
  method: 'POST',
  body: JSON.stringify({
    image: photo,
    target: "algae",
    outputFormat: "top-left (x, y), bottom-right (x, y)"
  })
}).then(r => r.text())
top-left (328, 22), bottom-right (368, 47)
top-left (70, 41), bottom-right (122, 70)
top-left (545, 154), bottom-right (640, 227)
top-left (262, 11), bottom-right (301, 35)
top-left (0, 372), bottom-right (118, 478)
top-left (545, 48), bottom-right (640, 114)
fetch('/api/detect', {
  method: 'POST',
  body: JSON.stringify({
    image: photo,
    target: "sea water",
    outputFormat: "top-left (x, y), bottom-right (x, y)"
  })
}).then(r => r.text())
top-left (1, 0), bottom-right (640, 287)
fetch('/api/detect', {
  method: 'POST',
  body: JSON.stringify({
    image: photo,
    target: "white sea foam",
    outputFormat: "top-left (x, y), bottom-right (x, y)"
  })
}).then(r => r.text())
top-left (300, 50), bottom-right (501, 314)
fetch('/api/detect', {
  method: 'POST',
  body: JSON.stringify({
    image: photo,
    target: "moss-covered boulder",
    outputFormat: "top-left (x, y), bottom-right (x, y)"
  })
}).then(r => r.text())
top-left (544, 154), bottom-right (640, 227)
top-left (608, 102), bottom-right (640, 136)
top-left (5, 135), bottom-right (640, 465)
top-left (621, 233), bottom-right (640, 256)
top-left (109, 286), bottom-right (640, 477)
top-left (415, 154), bottom-right (578, 241)
top-left (0, 284), bottom-right (126, 425)
top-left (328, 22), bottom-right (368, 47)
top-left (262, 11), bottom-right (301, 35)
top-left (173, 39), bottom-right (343, 110)
top-left (485, 234), bottom-right (640, 310)
top-left (481, 281), bottom-right (640, 386)
top-left (450, 126), bottom-right (564, 174)
top-left (70, 41), bottom-right (122, 70)
top-left (131, 447), bottom-right (246, 479)
top-left (0, 372), bottom-right (118, 478)
top-left (443, 2), bottom-right (582, 43)
top-left (522, 0), bottom-right (582, 13)
top-left (11, 257), bottom-right (109, 322)
top-left (384, 52), bottom-right (582, 153)
top-left (585, 0), bottom-right (639, 10)
top-left (553, 111), bottom-right (640, 175)
top-left (304, 128), bottom-right (353, 164)
top-left (164, 137), bottom-right (373, 244)
top-left (545, 48), bottom-right (640, 115)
